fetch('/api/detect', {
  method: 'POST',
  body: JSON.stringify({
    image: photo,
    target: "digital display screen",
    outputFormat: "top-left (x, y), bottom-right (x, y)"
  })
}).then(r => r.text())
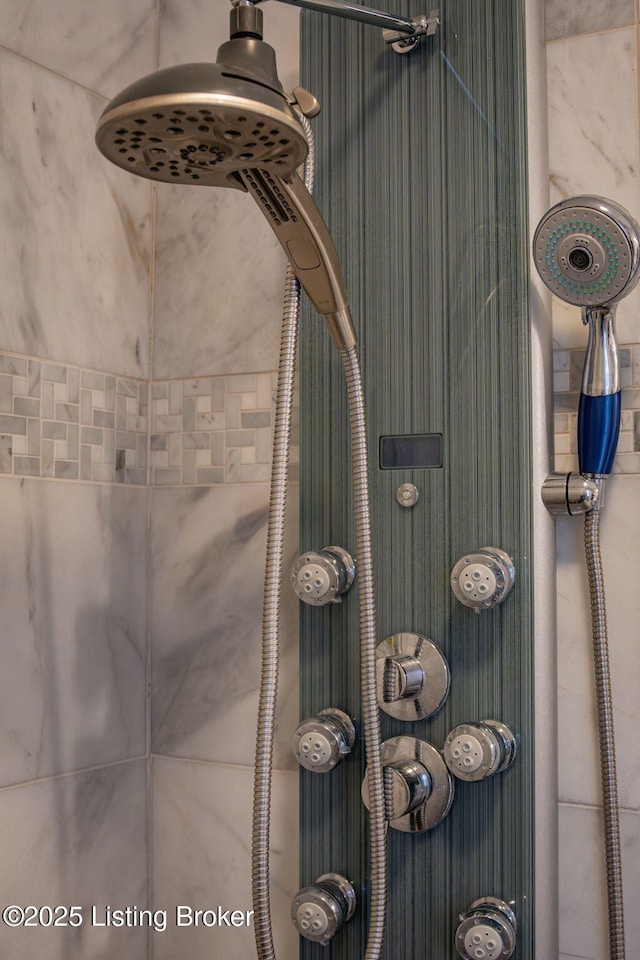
top-left (379, 434), bottom-right (443, 470)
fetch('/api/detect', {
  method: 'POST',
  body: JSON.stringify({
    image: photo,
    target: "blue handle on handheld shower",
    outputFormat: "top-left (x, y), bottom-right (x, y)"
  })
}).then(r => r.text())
top-left (578, 391), bottom-right (621, 476)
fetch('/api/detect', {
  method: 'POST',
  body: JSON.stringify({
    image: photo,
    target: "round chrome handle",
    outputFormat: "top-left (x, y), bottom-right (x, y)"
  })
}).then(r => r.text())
top-left (382, 759), bottom-right (432, 819)
top-left (375, 633), bottom-right (450, 721)
top-left (291, 545), bottom-right (355, 606)
top-left (291, 873), bottom-right (356, 944)
top-left (361, 736), bottom-right (454, 832)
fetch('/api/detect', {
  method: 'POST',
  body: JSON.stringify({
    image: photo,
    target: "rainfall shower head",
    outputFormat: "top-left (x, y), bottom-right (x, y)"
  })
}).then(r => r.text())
top-left (95, 39), bottom-right (309, 188)
top-left (532, 195), bottom-right (640, 307)
top-left (95, 12), bottom-right (355, 350)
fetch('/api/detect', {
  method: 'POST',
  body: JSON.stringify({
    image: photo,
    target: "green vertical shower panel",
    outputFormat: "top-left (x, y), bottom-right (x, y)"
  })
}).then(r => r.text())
top-left (299, 2), bottom-right (532, 958)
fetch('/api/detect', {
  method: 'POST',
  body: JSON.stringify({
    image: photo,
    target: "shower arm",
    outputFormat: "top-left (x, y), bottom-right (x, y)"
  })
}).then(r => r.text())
top-left (238, 0), bottom-right (440, 50)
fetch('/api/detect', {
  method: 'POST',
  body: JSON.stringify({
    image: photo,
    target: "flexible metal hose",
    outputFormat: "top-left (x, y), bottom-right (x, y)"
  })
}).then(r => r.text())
top-left (252, 119), bottom-right (386, 960)
top-left (252, 112), bottom-right (314, 960)
top-left (342, 344), bottom-right (387, 960)
top-left (584, 501), bottom-right (625, 959)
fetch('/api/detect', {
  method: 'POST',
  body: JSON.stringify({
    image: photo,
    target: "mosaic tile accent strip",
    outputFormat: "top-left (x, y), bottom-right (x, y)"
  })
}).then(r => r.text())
top-left (5, 342), bottom-right (639, 485)
top-left (151, 373), bottom-right (299, 485)
top-left (0, 353), bottom-right (147, 484)
top-left (553, 343), bottom-right (640, 474)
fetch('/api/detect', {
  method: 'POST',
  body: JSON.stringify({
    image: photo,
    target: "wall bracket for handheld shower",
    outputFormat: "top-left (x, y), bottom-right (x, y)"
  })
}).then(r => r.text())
top-left (541, 471), bottom-right (603, 516)
top-left (241, 0), bottom-right (440, 54)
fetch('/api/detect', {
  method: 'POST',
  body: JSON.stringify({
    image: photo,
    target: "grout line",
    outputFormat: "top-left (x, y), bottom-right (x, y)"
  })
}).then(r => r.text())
top-left (0, 347), bottom-right (146, 382)
top-left (145, 485), bottom-right (154, 950)
top-left (0, 755), bottom-right (147, 794)
top-left (147, 186), bottom-right (158, 490)
top-left (0, 475), bottom-right (146, 490)
top-left (546, 21), bottom-right (637, 46)
top-left (147, 2), bottom-right (161, 948)
top-left (0, 43), bottom-right (109, 102)
top-left (153, 367), bottom-right (288, 383)
top-left (145, 358), bottom-right (154, 943)
top-left (559, 800), bottom-right (640, 816)
top-left (150, 753), bottom-right (298, 775)
top-left (636, 0), bottom-right (640, 271)
top-left (152, 480), bottom-right (295, 489)
top-left (155, 0), bottom-right (162, 70)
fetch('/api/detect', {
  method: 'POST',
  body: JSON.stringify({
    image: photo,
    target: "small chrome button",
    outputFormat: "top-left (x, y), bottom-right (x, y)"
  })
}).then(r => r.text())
top-left (396, 482), bottom-right (419, 507)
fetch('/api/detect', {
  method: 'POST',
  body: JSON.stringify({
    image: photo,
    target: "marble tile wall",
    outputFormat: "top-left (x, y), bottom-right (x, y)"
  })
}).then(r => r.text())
top-left (0, 0), bottom-right (157, 98)
top-left (0, 46), bottom-right (151, 378)
top-left (148, 7), bottom-right (302, 960)
top-left (546, 26), bottom-right (640, 348)
top-left (545, 0), bottom-right (635, 41)
top-left (0, 480), bottom-right (147, 787)
top-left (546, 3), bottom-right (640, 957)
top-left (152, 0), bottom-right (301, 380)
top-left (150, 484), bottom-right (299, 770)
top-left (152, 758), bottom-right (299, 960)
top-left (0, 761), bottom-right (147, 960)
top-left (0, 4), bottom-right (153, 954)
top-left (2, 0), bottom-right (301, 954)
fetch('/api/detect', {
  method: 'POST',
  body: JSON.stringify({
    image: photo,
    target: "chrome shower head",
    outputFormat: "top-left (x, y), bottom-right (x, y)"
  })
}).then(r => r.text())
top-left (534, 195), bottom-right (640, 478)
top-left (532, 195), bottom-right (640, 308)
top-left (95, 14), bottom-right (355, 350)
top-left (95, 37), bottom-right (309, 189)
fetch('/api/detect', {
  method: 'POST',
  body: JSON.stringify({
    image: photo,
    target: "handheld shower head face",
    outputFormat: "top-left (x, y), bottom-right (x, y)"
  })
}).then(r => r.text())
top-left (533, 195), bottom-right (640, 307)
top-left (534, 196), bottom-right (640, 476)
top-left (95, 40), bottom-right (308, 188)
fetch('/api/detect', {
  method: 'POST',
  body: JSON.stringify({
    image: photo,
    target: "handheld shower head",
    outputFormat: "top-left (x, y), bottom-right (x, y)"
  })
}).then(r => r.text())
top-left (532, 195), bottom-right (640, 308)
top-left (95, 20), bottom-right (355, 349)
top-left (533, 196), bottom-right (640, 477)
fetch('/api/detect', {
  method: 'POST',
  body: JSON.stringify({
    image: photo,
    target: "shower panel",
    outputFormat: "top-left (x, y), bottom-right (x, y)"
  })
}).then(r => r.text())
top-left (297, 1), bottom-right (546, 956)
top-left (94, 0), bottom-right (555, 955)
